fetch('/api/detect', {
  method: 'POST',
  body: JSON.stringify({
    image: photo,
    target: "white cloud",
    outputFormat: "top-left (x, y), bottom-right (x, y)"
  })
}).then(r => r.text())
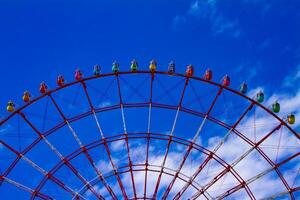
top-left (98, 101), bottom-right (112, 108)
top-left (110, 139), bottom-right (126, 152)
top-left (0, 123), bottom-right (11, 134)
top-left (173, 0), bottom-right (241, 37)
top-left (283, 63), bottom-right (300, 88)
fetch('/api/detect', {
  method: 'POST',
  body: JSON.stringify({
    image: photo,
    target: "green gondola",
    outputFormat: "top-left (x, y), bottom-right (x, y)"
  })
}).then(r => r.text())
top-left (256, 91), bottom-right (264, 103)
top-left (240, 82), bottom-right (248, 94)
top-left (112, 61), bottom-right (119, 73)
top-left (131, 59), bottom-right (138, 72)
top-left (272, 101), bottom-right (280, 113)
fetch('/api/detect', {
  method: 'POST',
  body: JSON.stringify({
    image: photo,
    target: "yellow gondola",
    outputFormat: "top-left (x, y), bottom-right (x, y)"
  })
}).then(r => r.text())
top-left (287, 114), bottom-right (295, 125)
top-left (7, 101), bottom-right (15, 112)
top-left (149, 59), bottom-right (157, 72)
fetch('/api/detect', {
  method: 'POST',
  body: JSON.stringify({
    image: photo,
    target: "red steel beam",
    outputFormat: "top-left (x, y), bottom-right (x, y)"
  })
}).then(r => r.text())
top-left (144, 72), bottom-right (154, 199)
top-left (32, 132), bottom-right (246, 199)
top-left (0, 140), bottom-right (77, 197)
top-left (152, 77), bottom-right (190, 199)
top-left (1, 71), bottom-right (298, 199)
top-left (2, 102), bottom-right (295, 200)
top-left (116, 73), bottom-right (136, 199)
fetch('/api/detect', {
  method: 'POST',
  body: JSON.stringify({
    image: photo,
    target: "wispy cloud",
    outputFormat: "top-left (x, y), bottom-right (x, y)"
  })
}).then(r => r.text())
top-left (173, 0), bottom-right (241, 37)
top-left (235, 61), bottom-right (262, 83)
top-left (0, 124), bottom-right (11, 134)
top-left (283, 63), bottom-right (300, 89)
top-left (172, 15), bottom-right (186, 31)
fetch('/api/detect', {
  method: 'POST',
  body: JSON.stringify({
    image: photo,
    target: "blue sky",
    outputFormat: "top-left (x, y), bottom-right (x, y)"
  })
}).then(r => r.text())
top-left (0, 0), bottom-right (300, 199)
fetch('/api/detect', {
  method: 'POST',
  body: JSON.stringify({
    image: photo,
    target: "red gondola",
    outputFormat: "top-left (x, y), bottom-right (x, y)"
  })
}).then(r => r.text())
top-left (222, 75), bottom-right (230, 86)
top-left (75, 69), bottom-right (83, 81)
top-left (204, 69), bottom-right (212, 80)
top-left (39, 82), bottom-right (47, 94)
top-left (57, 75), bottom-right (65, 86)
top-left (186, 65), bottom-right (194, 77)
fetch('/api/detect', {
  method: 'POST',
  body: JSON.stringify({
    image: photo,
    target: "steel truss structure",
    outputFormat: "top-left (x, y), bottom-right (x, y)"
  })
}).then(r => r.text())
top-left (0, 70), bottom-right (299, 199)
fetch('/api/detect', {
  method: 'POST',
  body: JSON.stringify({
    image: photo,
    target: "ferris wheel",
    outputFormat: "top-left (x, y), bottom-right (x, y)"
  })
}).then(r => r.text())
top-left (0, 60), bottom-right (299, 200)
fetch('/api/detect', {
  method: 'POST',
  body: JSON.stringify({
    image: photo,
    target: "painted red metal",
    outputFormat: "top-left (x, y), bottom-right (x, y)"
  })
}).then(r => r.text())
top-left (0, 71), bottom-right (298, 200)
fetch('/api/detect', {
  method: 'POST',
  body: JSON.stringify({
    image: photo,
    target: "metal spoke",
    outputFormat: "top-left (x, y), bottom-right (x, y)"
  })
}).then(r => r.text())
top-left (48, 93), bottom-right (113, 199)
top-left (0, 176), bottom-right (52, 200)
top-left (162, 86), bottom-right (223, 200)
top-left (152, 77), bottom-right (190, 199)
top-left (1, 71), bottom-right (299, 200)
top-left (144, 73), bottom-right (154, 199)
top-left (189, 122), bottom-right (289, 200)
top-left (84, 82), bottom-right (129, 199)
top-left (215, 150), bottom-right (300, 200)
top-left (174, 101), bottom-right (254, 200)
top-left (116, 74), bottom-right (137, 199)
top-left (16, 111), bottom-right (103, 200)
top-left (0, 140), bottom-right (85, 199)
top-left (258, 185), bottom-right (300, 200)
top-left (74, 161), bottom-right (213, 199)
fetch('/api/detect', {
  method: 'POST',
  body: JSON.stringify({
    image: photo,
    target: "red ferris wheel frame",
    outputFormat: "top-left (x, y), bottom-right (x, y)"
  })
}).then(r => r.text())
top-left (0, 70), bottom-right (299, 200)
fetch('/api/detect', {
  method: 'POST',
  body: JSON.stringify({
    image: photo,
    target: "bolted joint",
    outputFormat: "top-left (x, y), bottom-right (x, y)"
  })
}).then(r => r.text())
top-left (46, 173), bottom-right (52, 179)
top-left (226, 165), bottom-right (232, 171)
top-left (81, 146), bottom-right (87, 152)
top-left (32, 190), bottom-right (37, 196)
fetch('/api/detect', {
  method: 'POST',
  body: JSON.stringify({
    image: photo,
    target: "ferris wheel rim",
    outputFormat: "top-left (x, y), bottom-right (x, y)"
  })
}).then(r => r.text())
top-left (2, 102), bottom-right (296, 199)
top-left (25, 131), bottom-right (300, 199)
top-left (1, 70), bottom-right (297, 138)
top-left (27, 132), bottom-right (253, 199)
top-left (1, 70), bottom-right (299, 200)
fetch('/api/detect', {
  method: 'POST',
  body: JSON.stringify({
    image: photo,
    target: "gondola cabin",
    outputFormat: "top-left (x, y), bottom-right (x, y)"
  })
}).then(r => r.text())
top-left (168, 61), bottom-right (175, 74)
top-left (6, 101), bottom-right (15, 112)
top-left (149, 60), bottom-right (157, 72)
top-left (112, 61), bottom-right (119, 73)
top-left (185, 65), bottom-right (194, 77)
top-left (256, 91), bottom-right (264, 103)
top-left (240, 82), bottom-right (248, 94)
top-left (75, 69), bottom-right (83, 80)
top-left (93, 65), bottom-right (101, 76)
top-left (39, 82), bottom-right (47, 94)
top-left (287, 114), bottom-right (295, 125)
top-left (272, 101), bottom-right (280, 113)
top-left (204, 69), bottom-right (212, 80)
top-left (22, 91), bottom-right (31, 102)
top-left (130, 59), bottom-right (138, 72)
top-left (222, 75), bottom-right (230, 86)
top-left (57, 75), bottom-right (65, 86)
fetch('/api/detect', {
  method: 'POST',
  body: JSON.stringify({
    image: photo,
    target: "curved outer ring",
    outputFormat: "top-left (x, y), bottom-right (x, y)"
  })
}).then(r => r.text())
top-left (1, 71), bottom-right (298, 137)
top-left (1, 71), bottom-right (299, 199)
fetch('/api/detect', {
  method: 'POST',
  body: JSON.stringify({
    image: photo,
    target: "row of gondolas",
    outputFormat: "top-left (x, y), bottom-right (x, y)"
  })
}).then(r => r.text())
top-left (6, 60), bottom-right (296, 125)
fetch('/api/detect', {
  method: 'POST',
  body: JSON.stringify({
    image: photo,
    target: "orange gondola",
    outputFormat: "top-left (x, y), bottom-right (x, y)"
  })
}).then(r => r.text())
top-left (22, 91), bottom-right (31, 102)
